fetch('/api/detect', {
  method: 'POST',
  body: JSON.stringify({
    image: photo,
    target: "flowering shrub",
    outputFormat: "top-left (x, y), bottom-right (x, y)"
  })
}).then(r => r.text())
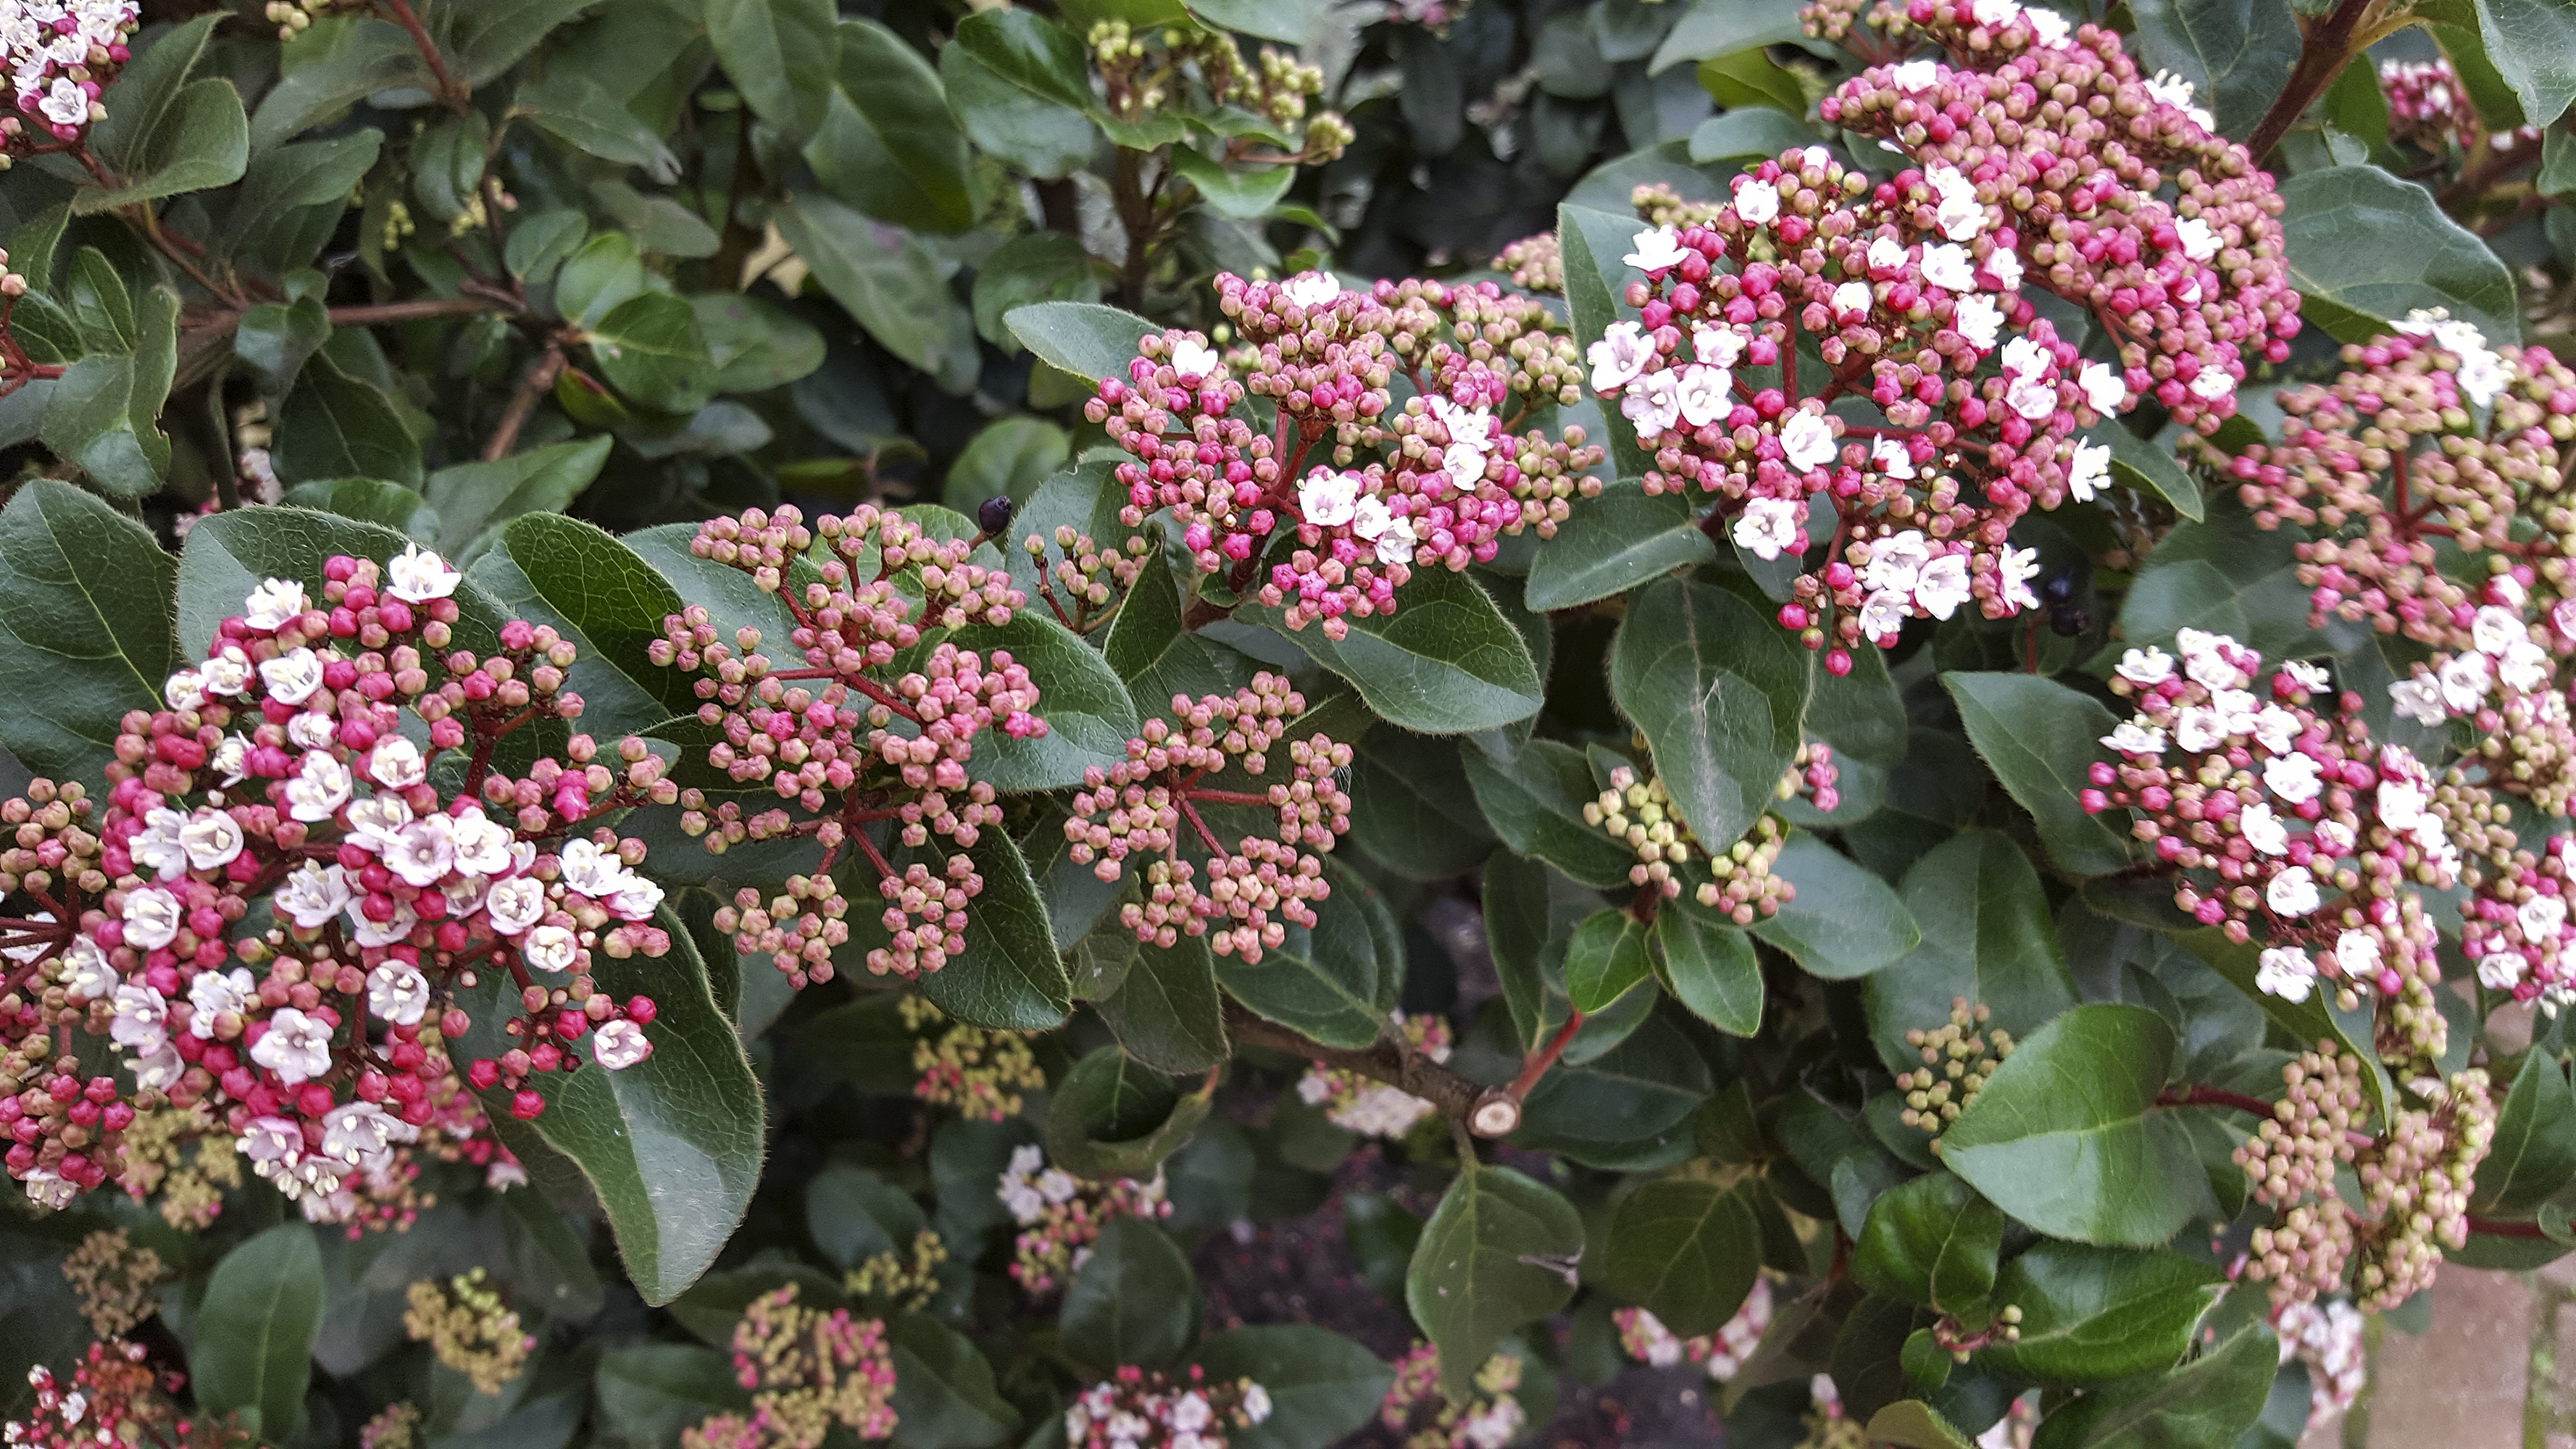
top-left (5, 1), bottom-right (2576, 1446)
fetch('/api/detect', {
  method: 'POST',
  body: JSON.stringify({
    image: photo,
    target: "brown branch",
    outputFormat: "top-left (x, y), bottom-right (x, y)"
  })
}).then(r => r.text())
top-left (482, 341), bottom-right (566, 462)
top-left (380, 0), bottom-right (467, 111)
top-left (2466, 1216), bottom-right (2551, 1241)
top-left (2246, 0), bottom-right (2376, 164)
top-left (1222, 1000), bottom-right (1526, 1137)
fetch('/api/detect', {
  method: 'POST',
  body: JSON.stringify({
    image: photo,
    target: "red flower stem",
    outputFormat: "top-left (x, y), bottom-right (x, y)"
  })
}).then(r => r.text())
top-left (1185, 788), bottom-right (1272, 806)
top-left (1177, 796), bottom-right (1227, 855)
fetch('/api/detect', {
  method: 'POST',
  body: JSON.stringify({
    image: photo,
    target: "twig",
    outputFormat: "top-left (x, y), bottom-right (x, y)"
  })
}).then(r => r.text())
top-left (1221, 1000), bottom-right (1526, 1137)
top-left (380, 0), bottom-right (468, 112)
top-left (2246, 0), bottom-right (2377, 164)
top-left (482, 341), bottom-right (567, 462)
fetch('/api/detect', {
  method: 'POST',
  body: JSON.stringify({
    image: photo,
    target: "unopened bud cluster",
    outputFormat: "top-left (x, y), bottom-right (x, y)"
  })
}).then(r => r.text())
top-left (1378, 1344), bottom-right (1525, 1449)
top-left (1025, 526), bottom-right (1154, 633)
top-left (404, 1269), bottom-right (533, 1395)
top-left (684, 1285), bottom-right (896, 1449)
top-left (900, 995), bottom-right (1043, 1122)
top-left (1612, 1278), bottom-right (1774, 1382)
top-left (7, 1340), bottom-right (248, 1449)
top-left (843, 1229), bottom-right (947, 1312)
top-left (62, 1227), bottom-right (159, 1338)
top-left (995, 1143), bottom-right (1172, 1295)
top-left (1582, 760), bottom-right (1824, 917)
top-left (1896, 999), bottom-right (2012, 1146)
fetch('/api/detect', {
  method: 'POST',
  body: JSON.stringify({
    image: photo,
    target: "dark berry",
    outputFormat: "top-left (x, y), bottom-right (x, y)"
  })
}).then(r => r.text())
top-left (977, 496), bottom-right (1014, 535)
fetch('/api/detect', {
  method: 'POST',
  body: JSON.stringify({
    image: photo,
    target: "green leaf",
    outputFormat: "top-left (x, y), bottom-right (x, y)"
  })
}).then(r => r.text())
top-left (972, 233), bottom-right (1106, 349)
top-left (42, 284), bottom-right (178, 498)
top-left (1601, 1179), bottom-right (1760, 1338)
top-left (1514, 1009), bottom-right (1712, 1152)
top-left (1941, 672), bottom-right (2135, 877)
top-left (1521, 477), bottom-right (1717, 611)
top-left (554, 233), bottom-right (649, 330)
top-left (188, 1222), bottom-right (323, 1440)
top-left (220, 129), bottom-right (385, 270)
top-left (2028, 1324), bottom-right (2275, 1449)
top-left (1656, 890), bottom-right (1762, 1035)
top-left (917, 829), bottom-right (1072, 1030)
top-left (1690, 107), bottom-right (1825, 162)
top-left (704, 0), bottom-right (838, 138)
top-left (1168, 147), bottom-right (1298, 220)
top-left (1864, 832), bottom-right (2077, 1074)
top-left (433, 0), bottom-right (605, 86)
top-left (1558, 205), bottom-right (1653, 478)
top-left (281, 479), bottom-right (440, 540)
top-left (2088, 420), bottom-right (2204, 522)
top-left (1183, 0), bottom-right (1306, 43)
top-left (1611, 578), bottom-right (1812, 852)
top-left (773, 194), bottom-right (959, 377)
top-left (2125, 0), bottom-right (2301, 140)
top-left (0, 480), bottom-right (176, 782)
top-left (943, 416), bottom-right (1072, 512)
top-left (68, 249), bottom-right (135, 352)
top-left (886, 1314), bottom-right (1021, 1449)
top-left (1345, 730), bottom-right (1498, 880)
top-left (1212, 859), bottom-right (1401, 1050)
top-left (588, 291), bottom-right (712, 414)
top-left (1941, 1005), bottom-right (2202, 1248)
top-left (249, 19), bottom-right (433, 150)
top-left (1097, 932), bottom-right (1231, 1073)
top-left (806, 19), bottom-right (975, 233)
top-left (1749, 831), bottom-right (1920, 978)
top-left (952, 9), bottom-right (1097, 111)
top-left (175, 506), bottom-right (502, 659)
top-left (272, 354), bottom-right (422, 487)
top-left (1254, 568), bottom-right (1543, 735)
top-left (1062, 1216), bottom-right (1202, 1371)
top-left (1188, 1326), bottom-right (1393, 1449)
top-left (1853, 1172), bottom-right (2004, 1314)
top-left (2469, 0), bottom-right (2576, 128)
top-left (2471, 1051), bottom-right (2576, 1218)
top-left (1697, 49), bottom-right (1806, 114)
top-left (594, 1345), bottom-right (750, 1449)
top-left (1980, 1242), bottom-right (2225, 1384)
top-left (408, 110), bottom-right (488, 222)
top-left (1044, 1045), bottom-right (1210, 1180)
top-left (939, 40), bottom-right (1095, 180)
top-left (80, 15), bottom-right (247, 211)
top-left (1005, 301), bottom-right (1157, 383)
top-left (693, 293), bottom-right (826, 395)
top-left (2277, 164), bottom-right (2518, 345)
top-left (516, 73), bottom-right (681, 183)
top-left (589, 180), bottom-right (721, 259)
top-left (1459, 740), bottom-right (1638, 888)
top-left (1648, 0), bottom-right (1806, 73)
top-left (1564, 909), bottom-right (1653, 1014)
top-left (466, 512), bottom-right (694, 738)
top-left (1866, 1402), bottom-right (1977, 1449)
top-left (1405, 1166), bottom-right (1587, 1401)
top-left (422, 436), bottom-right (612, 556)
top-left (235, 292), bottom-right (333, 400)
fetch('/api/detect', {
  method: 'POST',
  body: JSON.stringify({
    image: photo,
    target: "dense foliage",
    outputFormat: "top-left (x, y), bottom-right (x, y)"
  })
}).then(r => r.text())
top-left (4, 0), bottom-right (2576, 1446)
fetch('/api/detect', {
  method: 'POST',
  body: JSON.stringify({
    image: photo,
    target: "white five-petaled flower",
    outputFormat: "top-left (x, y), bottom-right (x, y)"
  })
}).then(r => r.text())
top-left (258, 647), bottom-right (326, 706)
top-left (2067, 439), bottom-right (2111, 502)
top-left (1913, 554), bottom-right (1971, 619)
top-left (287, 712), bottom-right (335, 750)
top-left (188, 967), bottom-right (253, 1038)
top-left (2282, 661), bottom-right (2330, 693)
top-left (385, 543), bottom-right (462, 604)
top-left (109, 983), bottom-right (166, 1053)
top-left (276, 861), bottom-right (351, 930)
top-left (559, 838), bottom-right (634, 898)
top-left (2263, 752), bottom-right (2323, 804)
top-left (2472, 604), bottom-right (2526, 656)
top-left (1167, 336), bottom-right (1221, 380)
top-left (484, 876), bottom-right (547, 936)
top-left (1693, 326), bottom-right (1747, 369)
top-left (2239, 801), bottom-right (2290, 856)
top-left (285, 751), bottom-right (354, 824)
top-left (1675, 364), bottom-right (1732, 429)
top-left (1972, 0), bottom-right (2019, 23)
top-left (1872, 438), bottom-right (1916, 479)
top-left (321, 1101), bottom-right (417, 1171)
top-left (368, 736), bottom-right (427, 789)
top-left (1732, 178), bottom-right (1779, 225)
top-left (593, 1019), bottom-right (651, 1070)
top-left (2077, 362), bottom-right (2125, 414)
top-left (37, 76), bottom-right (85, 128)
top-left (1779, 409), bottom-right (1837, 472)
top-left (1866, 234), bottom-right (1908, 274)
top-left (2480, 952), bottom-right (2529, 990)
top-left (385, 815), bottom-right (457, 888)
top-left (251, 1006), bottom-right (335, 1085)
top-left (2116, 645), bottom-right (2175, 686)
top-left (2519, 893), bottom-right (2568, 943)
top-left (1862, 530), bottom-right (1930, 595)
top-left (58, 936), bottom-right (114, 1002)
top-left (2334, 930), bottom-right (2382, 982)
top-left (1622, 225), bottom-right (1688, 273)
top-left (179, 808), bottom-right (243, 872)
top-left (1297, 469), bottom-right (1359, 529)
top-left (1998, 544), bottom-right (2041, 612)
top-left (120, 885), bottom-right (182, 951)
top-left (2172, 216), bottom-right (2220, 262)
top-left (1981, 247), bottom-right (2024, 291)
top-left (1920, 243), bottom-right (1976, 292)
top-left (368, 961), bottom-right (431, 1027)
top-left (1731, 497), bottom-right (1804, 561)
top-left (2256, 947), bottom-right (2316, 1003)
top-left (2189, 366), bottom-right (2237, 402)
top-left (2438, 651), bottom-right (2493, 711)
top-left (1859, 590), bottom-right (1909, 644)
top-left (1926, 164), bottom-right (1984, 241)
top-left (2025, 6), bottom-right (2069, 42)
top-left (2389, 674), bottom-right (2448, 725)
top-left (2144, 69), bottom-right (2215, 130)
top-left (1620, 367), bottom-right (1684, 440)
top-left (1951, 295), bottom-right (2001, 352)
top-left (164, 669), bottom-right (206, 711)
top-left (199, 646), bottom-right (253, 697)
top-left (1832, 280), bottom-right (1872, 318)
top-left (1588, 320), bottom-right (1653, 392)
top-left (2101, 720), bottom-right (2165, 756)
top-left (242, 577), bottom-right (309, 632)
top-left (129, 809), bottom-right (187, 880)
top-left (2499, 638), bottom-right (2551, 693)
top-left (2266, 866), bottom-right (2322, 916)
top-left (1280, 271), bottom-right (1341, 309)
top-left (522, 923), bottom-right (581, 974)
top-left (1893, 59), bottom-right (1940, 93)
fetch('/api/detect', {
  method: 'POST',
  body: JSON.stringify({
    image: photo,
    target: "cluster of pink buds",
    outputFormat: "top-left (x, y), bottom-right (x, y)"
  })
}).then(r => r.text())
top-left (1377, 1345), bottom-right (1524, 1449)
top-left (899, 995), bottom-right (1043, 1122)
top-left (1293, 1011), bottom-right (1449, 1137)
top-left (1062, 1366), bottom-right (1272, 1449)
top-left (2083, 630), bottom-right (2514, 1063)
top-left (658, 506), bottom-right (1048, 985)
top-left (683, 1285), bottom-right (897, 1449)
top-left (1064, 674), bottom-right (1351, 961)
top-left (5, 550), bottom-right (676, 1217)
top-left (994, 1143), bottom-right (1172, 1295)
top-left (1612, 1277), bottom-right (1775, 1382)
top-left (1024, 526), bottom-right (1154, 634)
top-left (7, 1342), bottom-right (245, 1449)
top-left (0, 0), bottom-right (138, 152)
top-left (1085, 270), bottom-right (1602, 638)
top-left (2462, 835), bottom-right (2576, 1011)
top-left (2380, 59), bottom-right (2535, 156)
top-left (2273, 1299), bottom-right (2368, 1424)
top-left (1581, 760), bottom-right (1821, 917)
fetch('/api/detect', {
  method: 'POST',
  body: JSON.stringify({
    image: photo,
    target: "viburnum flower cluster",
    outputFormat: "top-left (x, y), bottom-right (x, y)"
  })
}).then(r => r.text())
top-left (1612, 1277), bottom-right (1775, 1381)
top-left (683, 1285), bottom-right (896, 1449)
top-left (2274, 1298), bottom-right (2368, 1424)
top-left (2380, 59), bottom-right (2535, 156)
top-left (0, 0), bottom-right (137, 153)
top-left (2083, 629), bottom-right (2512, 1064)
top-left (1295, 1010), bottom-right (1449, 1137)
top-left (659, 505), bottom-right (1047, 985)
top-left (1377, 1345), bottom-right (1524, 1449)
top-left (1, 550), bottom-right (675, 1222)
top-left (2462, 833), bottom-right (2576, 1011)
top-left (403, 1268), bottom-right (532, 1396)
top-left (1024, 525), bottom-right (1155, 635)
top-left (6, 1342), bottom-right (249, 1449)
top-left (1582, 759), bottom-right (1827, 917)
top-left (994, 1143), bottom-right (1172, 1294)
top-left (1084, 270), bottom-right (1603, 638)
top-left (1064, 674), bottom-right (1352, 961)
top-left (842, 1228), bottom-right (947, 1312)
top-left (899, 995), bottom-right (1043, 1122)
top-left (1894, 998), bottom-right (2013, 1147)
top-left (1062, 1366), bottom-right (1272, 1449)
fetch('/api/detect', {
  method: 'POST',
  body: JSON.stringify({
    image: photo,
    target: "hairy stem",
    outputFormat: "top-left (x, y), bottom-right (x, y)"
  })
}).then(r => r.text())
top-left (2246, 0), bottom-right (2376, 164)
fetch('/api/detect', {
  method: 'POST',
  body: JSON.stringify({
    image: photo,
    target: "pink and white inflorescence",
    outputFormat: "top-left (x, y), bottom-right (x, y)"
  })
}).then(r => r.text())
top-left (0, 0), bottom-right (138, 151)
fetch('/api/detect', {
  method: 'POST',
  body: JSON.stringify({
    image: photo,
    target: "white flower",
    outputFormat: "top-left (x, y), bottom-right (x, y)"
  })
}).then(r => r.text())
top-left (1241, 1384), bottom-right (1272, 1424)
top-left (385, 815), bottom-right (457, 888)
top-left (109, 984), bottom-right (167, 1053)
top-left (2077, 362), bottom-right (2125, 413)
top-left (369, 737), bottom-right (426, 789)
top-left (1370, 512), bottom-right (1417, 567)
top-left (2172, 215), bottom-right (2219, 263)
top-left (120, 886), bottom-right (182, 951)
top-left (287, 712), bottom-right (336, 750)
top-left (2520, 894), bottom-right (2568, 943)
top-left (22, 1166), bottom-right (73, 1209)
top-left (321, 1101), bottom-right (416, 1171)
top-left (1588, 321), bottom-right (1653, 392)
top-left (2176, 629), bottom-right (2246, 690)
top-left (2116, 646), bottom-right (2175, 686)
top-left (1872, 438), bottom-right (1916, 479)
top-left (1951, 295), bottom-right (2001, 352)
top-left (1732, 178), bottom-right (1780, 225)
top-left (2500, 638), bottom-right (2551, 693)
top-left (2313, 818), bottom-right (2356, 858)
top-left (1780, 409), bottom-right (1837, 472)
top-left (2438, 651), bottom-right (2493, 711)
top-left (368, 961), bottom-right (430, 1027)
top-left (1920, 242), bottom-right (1976, 291)
top-left (1981, 247), bottom-right (2024, 291)
top-left (257, 647), bottom-right (325, 706)
top-left (2377, 775), bottom-right (2427, 832)
top-left (1893, 59), bottom-right (1940, 91)
top-left (2266, 866), bottom-right (2322, 916)
top-left (2101, 721), bottom-right (2165, 756)
top-left (1693, 325), bottom-right (1747, 367)
top-left (130, 1043), bottom-right (181, 1092)
top-left (37, 75), bottom-right (84, 128)
top-left (129, 809), bottom-right (188, 880)
top-left (442, 875), bottom-right (488, 921)
top-left (1996, 545), bottom-right (2041, 612)
top-left (1998, 336), bottom-right (2050, 380)
top-left (2057, 439), bottom-right (2110, 504)
top-left (2024, 6), bottom-right (2069, 42)
top-left (1867, 234), bottom-right (1909, 274)
top-left (2251, 705), bottom-right (2301, 754)
top-left (2256, 947), bottom-right (2316, 1002)
top-left (276, 862), bottom-right (351, 931)
top-left (2472, 605), bottom-right (2527, 656)
top-left (450, 808), bottom-right (515, 878)
top-left (1622, 225), bottom-right (1688, 273)
top-left (188, 967), bottom-right (253, 1037)
top-left (2005, 370), bottom-right (2056, 421)
top-left (609, 877), bottom-right (666, 920)
top-left (2389, 674), bottom-right (2448, 725)
top-left (179, 808), bottom-right (243, 872)
top-left (1620, 367), bottom-right (1684, 440)
top-left (1913, 553), bottom-right (1971, 619)
top-left (1972, 0), bottom-right (2018, 22)
top-left (1441, 441), bottom-right (1488, 490)
top-left (558, 838), bottom-right (632, 898)
top-left (484, 877), bottom-right (547, 935)
top-left (2144, 69), bottom-right (2214, 130)
top-left (2189, 366), bottom-right (2236, 402)
top-left (199, 646), bottom-right (253, 697)
top-left (285, 751), bottom-right (353, 824)
top-left (1859, 590), bottom-right (1909, 644)
top-left (1832, 280), bottom-right (1872, 317)
top-left (1280, 271), bottom-right (1340, 308)
top-left (2264, 752), bottom-right (2323, 803)
top-left (1170, 1394), bottom-right (1213, 1432)
top-left (1039, 1168), bottom-right (1080, 1203)
top-left (58, 936), bottom-right (114, 1002)
top-left (164, 669), bottom-right (206, 711)
top-left (2480, 951), bottom-right (2530, 990)
top-left (1732, 498), bottom-right (1805, 561)
top-left (241, 577), bottom-right (309, 632)
top-left (344, 793), bottom-right (412, 852)
top-left (1167, 336), bottom-right (1221, 380)
top-left (2283, 661), bottom-right (2331, 694)
top-left (1927, 164), bottom-right (1984, 240)
top-left (252, 1006), bottom-right (335, 1085)
top-left (2239, 801), bottom-right (2289, 856)
top-left (522, 924), bottom-right (580, 974)
top-left (2334, 930), bottom-right (2382, 982)
top-left (1675, 364), bottom-right (1732, 428)
top-left (1863, 530), bottom-right (1930, 595)
top-left (2172, 706), bottom-right (2222, 754)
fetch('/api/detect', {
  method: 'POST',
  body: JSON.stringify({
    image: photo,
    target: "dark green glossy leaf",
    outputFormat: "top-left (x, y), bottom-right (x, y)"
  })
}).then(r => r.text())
top-left (2028, 1324), bottom-right (2275, 1449)
top-left (2278, 164), bottom-right (2518, 345)
top-left (80, 15), bottom-right (246, 211)
top-left (2088, 420), bottom-right (2204, 522)
top-left (918, 829), bottom-right (1072, 1030)
top-left (939, 40), bottom-right (1094, 180)
top-left (467, 512), bottom-right (694, 738)
top-left (1865, 832), bottom-right (2077, 1074)
top-left (1044, 1045), bottom-right (1209, 1180)
top-left (1941, 672), bottom-right (2135, 877)
top-left (951, 607), bottom-right (1141, 793)
top-left (1254, 568), bottom-right (1543, 735)
top-left (1656, 890), bottom-right (1762, 1035)
top-left (1346, 730), bottom-right (1498, 880)
top-left (271, 354), bottom-right (421, 486)
top-left (1980, 1242), bottom-right (2225, 1384)
top-left (774, 194), bottom-right (959, 377)
top-left (1564, 909), bottom-right (1652, 1014)
top-left (2467, 0), bottom-right (2576, 128)
top-left (281, 479), bottom-right (439, 540)
top-left (1611, 578), bottom-right (1811, 851)
top-left (2127, 0), bottom-right (2301, 139)
top-left (190, 1223), bottom-right (322, 1440)
top-left (704, 0), bottom-right (838, 138)
top-left (806, 19), bottom-right (975, 233)
top-left (422, 437), bottom-right (612, 557)
top-left (2471, 1050), bottom-right (2576, 1218)
top-left (1521, 477), bottom-right (1715, 611)
top-left (517, 73), bottom-right (680, 181)
top-left (0, 480), bottom-right (177, 783)
top-left (1062, 1216), bottom-right (1201, 1371)
top-left (887, 1312), bottom-right (1021, 1449)
top-left (1098, 932), bottom-right (1231, 1073)
top-left (42, 283), bottom-right (178, 498)
top-left (1853, 1172), bottom-right (2004, 1314)
top-left (1460, 740), bottom-right (1639, 888)
top-left (1405, 1166), bottom-right (1587, 1400)
top-left (589, 291), bottom-right (712, 414)
top-left (1750, 831), bottom-right (1920, 977)
top-left (1214, 859), bottom-right (1399, 1049)
top-left (1005, 301), bottom-right (1158, 383)
top-left (1601, 1178), bottom-right (1760, 1337)
top-left (973, 233), bottom-right (1106, 348)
